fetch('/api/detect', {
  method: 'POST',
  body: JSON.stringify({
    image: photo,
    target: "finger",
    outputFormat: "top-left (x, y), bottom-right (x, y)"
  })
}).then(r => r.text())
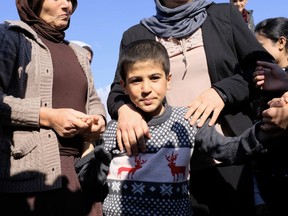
top-left (208, 108), bottom-right (221, 126)
top-left (256, 80), bottom-right (264, 88)
top-left (255, 65), bottom-right (264, 71)
top-left (184, 101), bottom-right (199, 120)
top-left (91, 115), bottom-right (101, 123)
top-left (121, 129), bottom-right (137, 156)
top-left (269, 99), bottom-right (285, 107)
top-left (136, 133), bottom-right (146, 153)
top-left (253, 75), bottom-right (265, 82)
top-left (196, 106), bottom-right (213, 127)
top-left (80, 117), bottom-right (92, 125)
top-left (62, 128), bottom-right (79, 138)
top-left (142, 120), bottom-right (151, 138)
top-left (260, 123), bottom-right (278, 131)
top-left (268, 97), bottom-right (281, 104)
top-left (70, 118), bottom-right (90, 129)
top-left (127, 130), bottom-right (139, 156)
top-left (282, 92), bottom-right (288, 99)
top-left (189, 103), bottom-right (206, 126)
top-left (116, 129), bottom-right (124, 152)
top-left (257, 60), bottom-right (274, 68)
top-left (136, 121), bottom-right (150, 153)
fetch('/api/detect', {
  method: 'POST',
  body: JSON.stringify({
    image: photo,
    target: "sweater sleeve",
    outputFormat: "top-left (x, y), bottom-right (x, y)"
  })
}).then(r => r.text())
top-left (195, 120), bottom-right (265, 165)
top-left (0, 24), bottom-right (40, 127)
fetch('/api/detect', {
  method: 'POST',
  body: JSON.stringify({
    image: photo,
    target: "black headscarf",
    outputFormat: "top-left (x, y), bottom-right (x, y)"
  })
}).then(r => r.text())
top-left (16, 0), bottom-right (78, 42)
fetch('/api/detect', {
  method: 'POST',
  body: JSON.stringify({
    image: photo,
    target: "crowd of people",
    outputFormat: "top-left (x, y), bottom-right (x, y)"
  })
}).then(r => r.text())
top-left (0, 0), bottom-right (287, 216)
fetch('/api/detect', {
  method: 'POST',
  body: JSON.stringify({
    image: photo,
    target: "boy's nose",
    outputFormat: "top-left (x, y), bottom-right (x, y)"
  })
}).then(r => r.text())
top-left (141, 82), bottom-right (151, 93)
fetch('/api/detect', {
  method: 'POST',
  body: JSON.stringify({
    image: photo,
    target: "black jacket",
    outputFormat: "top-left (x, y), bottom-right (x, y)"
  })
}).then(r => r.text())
top-left (107, 3), bottom-right (273, 136)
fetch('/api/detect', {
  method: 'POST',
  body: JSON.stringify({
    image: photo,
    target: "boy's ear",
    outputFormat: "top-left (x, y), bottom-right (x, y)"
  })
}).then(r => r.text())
top-left (120, 79), bottom-right (127, 94)
top-left (167, 73), bottom-right (172, 90)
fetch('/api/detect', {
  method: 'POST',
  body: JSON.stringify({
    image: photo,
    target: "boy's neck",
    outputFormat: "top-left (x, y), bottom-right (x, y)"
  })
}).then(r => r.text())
top-left (142, 103), bottom-right (166, 122)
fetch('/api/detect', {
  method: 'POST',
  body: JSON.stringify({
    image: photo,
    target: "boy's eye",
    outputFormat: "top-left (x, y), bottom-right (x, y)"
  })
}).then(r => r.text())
top-left (151, 76), bottom-right (161, 81)
top-left (130, 78), bottom-right (141, 84)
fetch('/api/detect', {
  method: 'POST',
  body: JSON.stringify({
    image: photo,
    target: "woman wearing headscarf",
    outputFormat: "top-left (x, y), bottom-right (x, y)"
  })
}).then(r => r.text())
top-left (107, 0), bottom-right (274, 215)
top-left (0, 0), bottom-right (106, 215)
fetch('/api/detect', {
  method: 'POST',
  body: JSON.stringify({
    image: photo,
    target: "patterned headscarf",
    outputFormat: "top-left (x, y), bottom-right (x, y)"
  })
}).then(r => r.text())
top-left (16, 0), bottom-right (78, 42)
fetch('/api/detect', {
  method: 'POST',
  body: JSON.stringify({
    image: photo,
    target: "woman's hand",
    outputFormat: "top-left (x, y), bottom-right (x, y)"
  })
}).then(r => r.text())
top-left (39, 107), bottom-right (91, 138)
top-left (185, 88), bottom-right (224, 127)
top-left (80, 114), bottom-right (106, 142)
top-left (116, 104), bottom-right (150, 156)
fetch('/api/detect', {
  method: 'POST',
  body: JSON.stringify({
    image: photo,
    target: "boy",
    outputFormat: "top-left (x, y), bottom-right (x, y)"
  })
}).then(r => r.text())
top-left (102, 39), bottom-right (276, 216)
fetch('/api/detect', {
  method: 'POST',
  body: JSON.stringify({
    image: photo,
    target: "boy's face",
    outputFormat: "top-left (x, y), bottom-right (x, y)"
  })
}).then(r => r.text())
top-left (121, 60), bottom-right (171, 118)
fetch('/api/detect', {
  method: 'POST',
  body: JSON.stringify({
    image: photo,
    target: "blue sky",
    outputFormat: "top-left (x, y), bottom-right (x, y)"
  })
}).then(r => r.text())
top-left (0, 0), bottom-right (287, 119)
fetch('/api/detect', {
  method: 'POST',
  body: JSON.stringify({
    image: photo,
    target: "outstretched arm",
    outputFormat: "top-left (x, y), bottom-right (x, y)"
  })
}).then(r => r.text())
top-left (195, 120), bottom-right (279, 165)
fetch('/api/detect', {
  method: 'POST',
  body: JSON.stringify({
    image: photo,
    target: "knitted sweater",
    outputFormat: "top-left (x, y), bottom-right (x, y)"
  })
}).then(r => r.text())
top-left (102, 105), bottom-right (264, 216)
top-left (0, 20), bottom-right (106, 192)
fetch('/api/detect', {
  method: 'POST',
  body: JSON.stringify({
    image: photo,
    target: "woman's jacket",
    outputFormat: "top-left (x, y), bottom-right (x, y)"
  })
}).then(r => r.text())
top-left (0, 20), bottom-right (106, 192)
top-left (107, 3), bottom-right (273, 136)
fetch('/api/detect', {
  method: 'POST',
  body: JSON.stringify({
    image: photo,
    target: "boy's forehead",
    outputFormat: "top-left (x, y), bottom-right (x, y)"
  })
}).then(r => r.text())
top-left (127, 60), bottom-right (164, 75)
top-left (130, 60), bottom-right (162, 69)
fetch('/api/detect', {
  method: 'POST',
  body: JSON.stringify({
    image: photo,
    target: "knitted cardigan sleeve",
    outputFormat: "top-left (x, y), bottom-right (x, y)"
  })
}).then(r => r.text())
top-left (0, 22), bottom-right (40, 127)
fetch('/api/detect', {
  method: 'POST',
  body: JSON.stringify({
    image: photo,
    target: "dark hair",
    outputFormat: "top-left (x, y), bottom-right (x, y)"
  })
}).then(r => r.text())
top-left (83, 45), bottom-right (93, 60)
top-left (71, 0), bottom-right (78, 12)
top-left (255, 17), bottom-right (288, 51)
top-left (119, 40), bottom-right (170, 82)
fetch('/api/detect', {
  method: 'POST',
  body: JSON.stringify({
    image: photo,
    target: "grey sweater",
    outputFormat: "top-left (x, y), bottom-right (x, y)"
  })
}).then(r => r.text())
top-left (102, 105), bottom-right (265, 215)
top-left (0, 20), bottom-right (106, 192)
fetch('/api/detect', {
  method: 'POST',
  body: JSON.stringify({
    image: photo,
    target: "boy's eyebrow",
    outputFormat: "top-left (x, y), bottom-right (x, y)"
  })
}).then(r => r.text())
top-left (127, 75), bottom-right (142, 80)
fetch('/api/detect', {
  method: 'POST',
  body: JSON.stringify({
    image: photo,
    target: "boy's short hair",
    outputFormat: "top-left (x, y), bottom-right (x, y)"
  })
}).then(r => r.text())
top-left (119, 40), bottom-right (170, 82)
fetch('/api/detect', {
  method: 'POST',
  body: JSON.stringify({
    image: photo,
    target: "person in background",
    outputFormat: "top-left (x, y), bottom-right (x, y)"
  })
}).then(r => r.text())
top-left (107, 0), bottom-right (274, 215)
top-left (71, 40), bottom-right (94, 63)
top-left (252, 17), bottom-right (288, 216)
top-left (255, 17), bottom-right (288, 73)
top-left (0, 0), bottom-right (106, 215)
top-left (230, 0), bottom-right (255, 31)
top-left (102, 39), bottom-right (278, 216)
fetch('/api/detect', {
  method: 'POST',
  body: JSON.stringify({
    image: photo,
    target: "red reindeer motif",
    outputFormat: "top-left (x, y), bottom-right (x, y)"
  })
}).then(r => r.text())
top-left (117, 155), bottom-right (147, 179)
top-left (165, 152), bottom-right (186, 182)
